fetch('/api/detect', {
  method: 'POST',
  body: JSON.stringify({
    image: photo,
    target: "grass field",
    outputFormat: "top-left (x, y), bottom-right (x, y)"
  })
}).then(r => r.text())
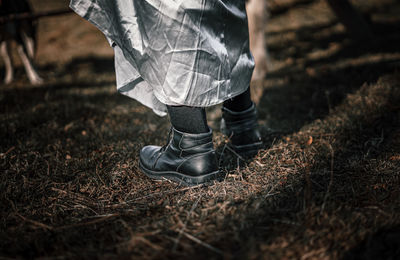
top-left (1, 0), bottom-right (399, 258)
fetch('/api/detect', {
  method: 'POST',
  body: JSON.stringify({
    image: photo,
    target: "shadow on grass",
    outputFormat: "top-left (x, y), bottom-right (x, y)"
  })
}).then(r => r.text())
top-left (343, 225), bottom-right (400, 260)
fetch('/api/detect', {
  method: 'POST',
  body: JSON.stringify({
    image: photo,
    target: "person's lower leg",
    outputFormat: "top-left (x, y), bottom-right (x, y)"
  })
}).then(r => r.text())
top-left (223, 87), bottom-right (252, 112)
top-left (167, 105), bottom-right (209, 134)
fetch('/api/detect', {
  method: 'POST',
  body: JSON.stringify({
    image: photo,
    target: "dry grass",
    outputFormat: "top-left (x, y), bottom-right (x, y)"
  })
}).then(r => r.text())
top-left (1, 0), bottom-right (400, 259)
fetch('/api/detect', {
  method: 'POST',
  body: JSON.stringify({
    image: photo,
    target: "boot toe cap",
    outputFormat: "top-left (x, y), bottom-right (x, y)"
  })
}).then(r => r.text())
top-left (139, 145), bottom-right (162, 169)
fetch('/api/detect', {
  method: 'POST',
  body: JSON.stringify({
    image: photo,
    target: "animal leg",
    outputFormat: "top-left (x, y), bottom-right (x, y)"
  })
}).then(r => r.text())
top-left (17, 43), bottom-right (43, 85)
top-left (0, 41), bottom-right (14, 85)
top-left (21, 30), bottom-right (35, 59)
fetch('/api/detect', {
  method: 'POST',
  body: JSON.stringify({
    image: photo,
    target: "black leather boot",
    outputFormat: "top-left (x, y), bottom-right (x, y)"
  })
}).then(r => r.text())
top-left (139, 127), bottom-right (221, 185)
top-left (221, 103), bottom-right (263, 157)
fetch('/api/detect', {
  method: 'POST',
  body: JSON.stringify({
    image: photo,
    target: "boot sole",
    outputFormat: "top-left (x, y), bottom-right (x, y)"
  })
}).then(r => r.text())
top-left (139, 161), bottom-right (223, 186)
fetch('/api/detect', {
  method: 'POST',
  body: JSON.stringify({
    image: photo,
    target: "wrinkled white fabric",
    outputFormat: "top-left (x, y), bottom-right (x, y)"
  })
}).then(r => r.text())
top-left (70, 0), bottom-right (254, 116)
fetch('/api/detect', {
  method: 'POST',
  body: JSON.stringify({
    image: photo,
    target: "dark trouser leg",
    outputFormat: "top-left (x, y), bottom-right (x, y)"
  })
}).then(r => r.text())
top-left (223, 87), bottom-right (252, 112)
top-left (166, 105), bottom-right (209, 134)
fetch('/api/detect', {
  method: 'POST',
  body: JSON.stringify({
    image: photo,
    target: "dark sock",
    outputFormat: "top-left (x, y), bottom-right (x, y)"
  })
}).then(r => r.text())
top-left (223, 87), bottom-right (252, 112)
top-left (167, 105), bottom-right (209, 134)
